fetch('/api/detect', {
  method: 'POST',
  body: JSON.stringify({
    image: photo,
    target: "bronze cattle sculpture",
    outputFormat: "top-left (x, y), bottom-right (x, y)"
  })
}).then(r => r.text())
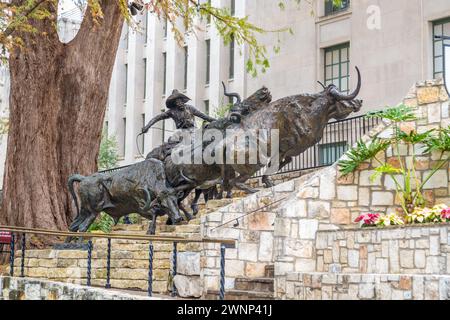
top-left (67, 68), bottom-right (362, 235)
top-left (67, 159), bottom-right (183, 235)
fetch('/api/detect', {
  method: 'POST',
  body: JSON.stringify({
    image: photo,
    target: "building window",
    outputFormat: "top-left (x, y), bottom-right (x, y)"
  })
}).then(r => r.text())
top-left (433, 17), bottom-right (450, 79)
top-left (204, 100), bottom-right (210, 115)
top-left (162, 52), bottom-right (167, 95)
top-left (141, 114), bottom-right (145, 154)
top-left (324, 0), bottom-right (350, 16)
top-left (324, 43), bottom-right (350, 94)
top-left (319, 141), bottom-right (348, 166)
top-left (184, 46), bottom-right (188, 90)
top-left (144, 12), bottom-right (148, 44)
top-left (230, 0), bottom-right (235, 16)
top-left (124, 64), bottom-right (128, 104)
top-left (163, 17), bottom-right (168, 38)
top-left (122, 118), bottom-right (127, 157)
top-left (143, 58), bottom-right (147, 100)
top-left (206, 39), bottom-right (211, 85)
top-left (206, 0), bottom-right (212, 24)
top-left (229, 34), bottom-right (235, 79)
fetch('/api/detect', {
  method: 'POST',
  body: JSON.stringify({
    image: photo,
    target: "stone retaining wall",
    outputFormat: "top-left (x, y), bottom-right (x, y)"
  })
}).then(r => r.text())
top-left (200, 80), bottom-right (450, 300)
top-left (201, 172), bottom-right (316, 293)
top-left (0, 276), bottom-right (156, 300)
top-left (284, 273), bottom-right (450, 300)
top-left (272, 80), bottom-right (450, 299)
top-left (13, 223), bottom-right (202, 294)
top-left (315, 224), bottom-right (450, 275)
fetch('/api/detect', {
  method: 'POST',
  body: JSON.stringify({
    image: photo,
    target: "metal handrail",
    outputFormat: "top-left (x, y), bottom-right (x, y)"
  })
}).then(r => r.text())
top-left (0, 225), bottom-right (234, 300)
top-left (0, 225), bottom-right (235, 246)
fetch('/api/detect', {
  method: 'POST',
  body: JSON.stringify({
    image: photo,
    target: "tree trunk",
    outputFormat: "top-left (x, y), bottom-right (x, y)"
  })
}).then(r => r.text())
top-left (0, 1), bottom-right (125, 241)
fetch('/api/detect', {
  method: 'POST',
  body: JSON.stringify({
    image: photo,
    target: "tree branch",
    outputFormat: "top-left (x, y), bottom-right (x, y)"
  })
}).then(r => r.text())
top-left (1, 0), bottom-right (50, 39)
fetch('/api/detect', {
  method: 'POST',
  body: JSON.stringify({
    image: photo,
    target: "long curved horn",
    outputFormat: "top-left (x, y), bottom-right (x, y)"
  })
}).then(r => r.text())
top-left (222, 81), bottom-right (242, 104)
top-left (330, 66), bottom-right (361, 101)
top-left (317, 81), bottom-right (326, 89)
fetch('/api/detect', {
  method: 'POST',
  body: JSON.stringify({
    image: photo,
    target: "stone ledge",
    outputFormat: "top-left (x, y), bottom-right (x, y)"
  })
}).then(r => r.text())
top-left (316, 222), bottom-right (450, 234)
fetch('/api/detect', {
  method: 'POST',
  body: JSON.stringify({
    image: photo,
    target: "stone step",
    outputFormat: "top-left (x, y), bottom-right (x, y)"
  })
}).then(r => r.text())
top-left (205, 289), bottom-right (274, 300)
top-left (234, 277), bottom-right (274, 292)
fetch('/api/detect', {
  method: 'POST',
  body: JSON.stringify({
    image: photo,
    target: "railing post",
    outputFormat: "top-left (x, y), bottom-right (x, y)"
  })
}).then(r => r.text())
top-left (9, 233), bottom-right (15, 276)
top-left (148, 242), bottom-right (154, 297)
top-left (87, 239), bottom-right (93, 286)
top-left (105, 238), bottom-right (111, 289)
top-left (20, 233), bottom-right (26, 277)
top-left (171, 242), bottom-right (177, 297)
top-left (219, 243), bottom-right (226, 300)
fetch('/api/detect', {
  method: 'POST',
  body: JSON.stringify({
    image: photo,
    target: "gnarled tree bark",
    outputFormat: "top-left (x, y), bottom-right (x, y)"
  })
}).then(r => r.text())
top-left (0, 1), bottom-right (125, 240)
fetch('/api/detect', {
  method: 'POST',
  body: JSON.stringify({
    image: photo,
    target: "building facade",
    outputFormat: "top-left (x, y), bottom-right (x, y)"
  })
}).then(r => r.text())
top-left (107, 0), bottom-right (450, 167)
top-left (1, 0), bottom-right (450, 183)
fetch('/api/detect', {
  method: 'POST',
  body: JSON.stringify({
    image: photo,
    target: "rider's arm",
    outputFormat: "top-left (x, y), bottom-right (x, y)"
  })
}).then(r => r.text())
top-left (187, 105), bottom-right (217, 122)
top-left (142, 112), bottom-right (170, 133)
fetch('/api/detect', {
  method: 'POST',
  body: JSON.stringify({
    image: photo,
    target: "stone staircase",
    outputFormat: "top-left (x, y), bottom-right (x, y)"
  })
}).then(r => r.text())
top-left (206, 265), bottom-right (275, 300)
top-left (3, 190), bottom-right (279, 299)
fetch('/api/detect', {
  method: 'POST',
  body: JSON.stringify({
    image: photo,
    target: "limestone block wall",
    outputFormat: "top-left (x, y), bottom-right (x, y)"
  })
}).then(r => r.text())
top-left (284, 273), bottom-right (450, 300)
top-left (201, 80), bottom-right (450, 299)
top-left (12, 224), bottom-right (201, 294)
top-left (200, 175), bottom-right (316, 292)
top-left (273, 80), bottom-right (450, 299)
top-left (315, 224), bottom-right (450, 275)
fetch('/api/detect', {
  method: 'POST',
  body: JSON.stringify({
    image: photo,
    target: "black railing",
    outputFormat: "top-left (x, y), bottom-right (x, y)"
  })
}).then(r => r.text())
top-left (255, 114), bottom-right (381, 177)
top-left (0, 226), bottom-right (235, 300)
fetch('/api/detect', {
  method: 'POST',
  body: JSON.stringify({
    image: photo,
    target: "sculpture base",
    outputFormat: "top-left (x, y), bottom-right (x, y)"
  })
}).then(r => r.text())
top-left (52, 243), bottom-right (89, 251)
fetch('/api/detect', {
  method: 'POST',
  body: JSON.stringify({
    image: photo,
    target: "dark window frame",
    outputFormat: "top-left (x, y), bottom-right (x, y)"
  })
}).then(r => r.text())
top-left (324, 43), bottom-right (350, 94)
top-left (324, 0), bottom-right (350, 16)
top-left (162, 52), bottom-right (167, 95)
top-left (143, 58), bottom-right (147, 100)
top-left (206, 39), bottom-right (211, 85)
top-left (184, 46), bottom-right (188, 90)
top-left (204, 100), bottom-right (210, 116)
top-left (318, 141), bottom-right (348, 166)
top-left (433, 17), bottom-right (450, 79)
top-left (229, 35), bottom-right (235, 79)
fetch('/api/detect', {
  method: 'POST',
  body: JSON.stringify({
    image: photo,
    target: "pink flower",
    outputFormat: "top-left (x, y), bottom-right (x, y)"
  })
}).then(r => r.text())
top-left (441, 208), bottom-right (450, 220)
top-left (355, 213), bottom-right (380, 225)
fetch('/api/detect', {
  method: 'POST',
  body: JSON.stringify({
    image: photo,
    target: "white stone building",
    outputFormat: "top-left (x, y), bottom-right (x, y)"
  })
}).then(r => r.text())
top-left (107, 0), bottom-right (450, 166)
top-left (1, 0), bottom-right (450, 181)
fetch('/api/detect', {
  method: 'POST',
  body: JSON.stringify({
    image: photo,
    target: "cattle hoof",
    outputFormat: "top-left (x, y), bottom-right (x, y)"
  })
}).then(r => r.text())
top-left (191, 204), bottom-right (199, 216)
top-left (166, 218), bottom-right (173, 225)
top-left (226, 191), bottom-right (232, 199)
top-left (173, 217), bottom-right (183, 225)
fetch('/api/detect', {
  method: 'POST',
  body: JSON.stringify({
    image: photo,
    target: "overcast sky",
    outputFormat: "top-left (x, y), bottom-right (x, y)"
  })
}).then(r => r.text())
top-left (58, 0), bottom-right (83, 21)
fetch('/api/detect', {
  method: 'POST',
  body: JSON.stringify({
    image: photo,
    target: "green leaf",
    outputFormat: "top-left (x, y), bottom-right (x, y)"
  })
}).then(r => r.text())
top-left (366, 104), bottom-right (417, 123)
top-left (339, 139), bottom-right (390, 175)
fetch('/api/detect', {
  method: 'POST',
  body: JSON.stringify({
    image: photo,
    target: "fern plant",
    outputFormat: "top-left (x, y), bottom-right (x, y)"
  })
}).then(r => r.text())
top-left (87, 212), bottom-right (115, 233)
top-left (339, 104), bottom-right (450, 214)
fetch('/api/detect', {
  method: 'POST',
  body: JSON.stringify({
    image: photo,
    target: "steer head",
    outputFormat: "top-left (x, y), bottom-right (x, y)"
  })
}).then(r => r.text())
top-left (318, 66), bottom-right (363, 120)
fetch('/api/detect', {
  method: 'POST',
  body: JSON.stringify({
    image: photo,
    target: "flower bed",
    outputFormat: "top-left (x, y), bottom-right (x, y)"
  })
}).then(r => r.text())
top-left (355, 204), bottom-right (450, 228)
